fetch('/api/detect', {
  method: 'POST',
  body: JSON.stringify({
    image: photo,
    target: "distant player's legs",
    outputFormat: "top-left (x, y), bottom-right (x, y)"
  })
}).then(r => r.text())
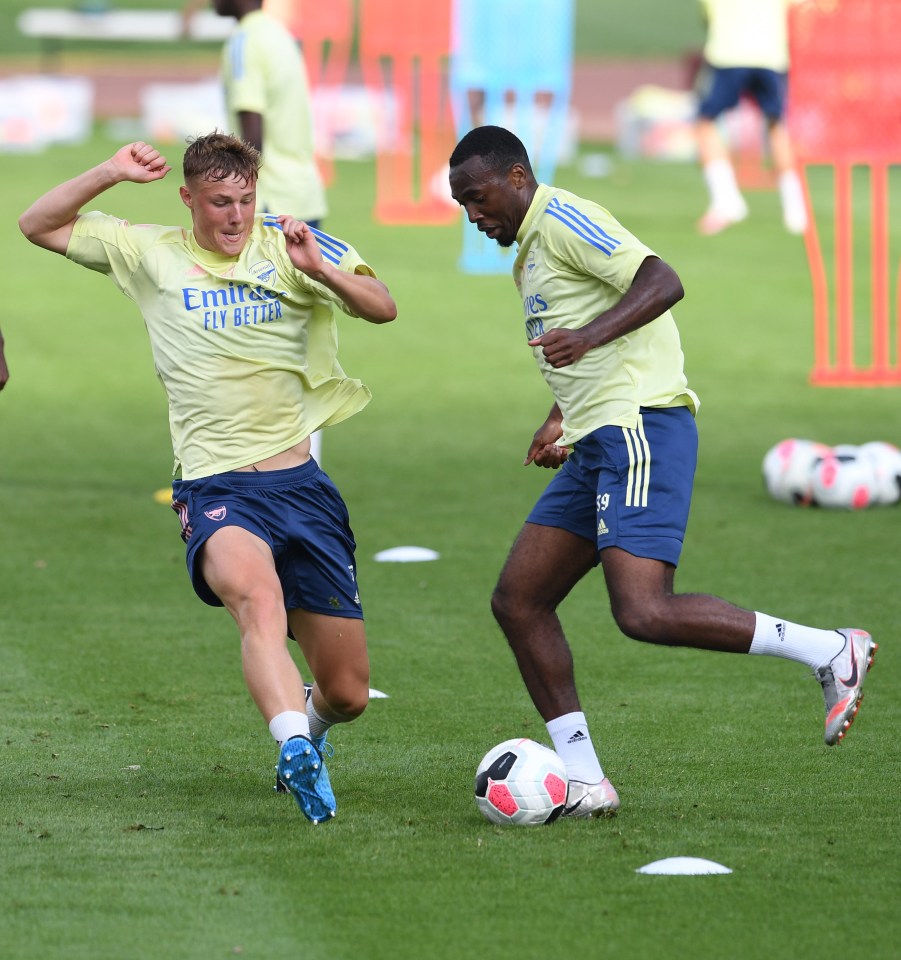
top-left (696, 117), bottom-right (748, 234)
top-left (767, 118), bottom-right (808, 234)
top-left (491, 522), bottom-right (619, 816)
top-left (695, 65), bottom-right (748, 234)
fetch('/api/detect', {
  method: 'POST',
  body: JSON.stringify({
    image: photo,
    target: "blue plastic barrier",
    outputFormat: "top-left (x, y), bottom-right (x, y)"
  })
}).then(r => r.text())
top-left (450, 0), bottom-right (575, 273)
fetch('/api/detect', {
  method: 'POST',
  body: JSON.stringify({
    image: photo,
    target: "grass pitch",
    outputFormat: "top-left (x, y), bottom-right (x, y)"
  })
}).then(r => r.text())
top-left (2, 135), bottom-right (900, 959)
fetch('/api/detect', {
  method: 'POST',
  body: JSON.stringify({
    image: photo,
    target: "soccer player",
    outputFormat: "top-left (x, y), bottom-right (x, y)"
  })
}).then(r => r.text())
top-left (448, 125), bottom-right (876, 818)
top-left (213, 0), bottom-right (327, 227)
top-left (19, 134), bottom-right (397, 823)
top-left (694, 0), bottom-right (807, 235)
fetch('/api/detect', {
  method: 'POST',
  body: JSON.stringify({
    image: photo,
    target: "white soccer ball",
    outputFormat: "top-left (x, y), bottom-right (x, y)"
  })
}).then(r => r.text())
top-left (762, 438), bottom-right (832, 505)
top-left (474, 738), bottom-right (568, 826)
top-left (858, 441), bottom-right (901, 505)
top-left (810, 444), bottom-right (875, 509)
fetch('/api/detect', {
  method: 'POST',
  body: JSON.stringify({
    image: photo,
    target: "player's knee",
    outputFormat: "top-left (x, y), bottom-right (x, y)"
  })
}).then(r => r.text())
top-left (491, 583), bottom-right (523, 627)
top-left (319, 678), bottom-right (369, 721)
top-left (610, 600), bottom-right (670, 644)
top-left (337, 689), bottom-right (368, 721)
top-left (230, 586), bottom-right (286, 635)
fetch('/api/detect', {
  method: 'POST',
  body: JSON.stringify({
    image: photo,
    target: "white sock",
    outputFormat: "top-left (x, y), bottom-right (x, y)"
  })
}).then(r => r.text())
top-left (306, 697), bottom-right (331, 741)
top-left (749, 612), bottom-right (844, 669)
top-left (703, 158), bottom-right (747, 215)
top-left (778, 170), bottom-right (808, 234)
top-left (547, 712), bottom-right (604, 783)
top-left (268, 710), bottom-right (310, 745)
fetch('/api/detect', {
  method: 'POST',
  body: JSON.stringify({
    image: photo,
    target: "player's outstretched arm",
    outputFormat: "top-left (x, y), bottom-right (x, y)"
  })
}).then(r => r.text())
top-left (278, 215), bottom-right (397, 324)
top-left (18, 142), bottom-right (171, 256)
top-left (529, 256), bottom-right (684, 369)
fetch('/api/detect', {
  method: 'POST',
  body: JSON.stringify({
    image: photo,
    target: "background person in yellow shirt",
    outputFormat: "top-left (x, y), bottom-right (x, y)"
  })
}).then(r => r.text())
top-left (695, 0), bottom-right (807, 235)
top-left (213, 0), bottom-right (327, 227)
top-left (448, 125), bottom-right (875, 818)
top-left (19, 133), bottom-right (396, 824)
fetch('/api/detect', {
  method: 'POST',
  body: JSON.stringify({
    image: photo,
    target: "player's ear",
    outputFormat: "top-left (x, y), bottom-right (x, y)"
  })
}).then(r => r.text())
top-left (509, 163), bottom-right (528, 187)
top-left (179, 185), bottom-right (192, 209)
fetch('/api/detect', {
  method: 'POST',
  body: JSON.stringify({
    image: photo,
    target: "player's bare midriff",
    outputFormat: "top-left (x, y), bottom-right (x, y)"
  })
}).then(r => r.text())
top-left (233, 437), bottom-right (312, 472)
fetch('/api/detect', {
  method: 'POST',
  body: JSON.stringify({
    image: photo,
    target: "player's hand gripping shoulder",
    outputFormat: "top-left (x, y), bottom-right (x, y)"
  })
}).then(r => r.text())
top-left (279, 216), bottom-right (327, 276)
top-left (277, 215), bottom-right (397, 325)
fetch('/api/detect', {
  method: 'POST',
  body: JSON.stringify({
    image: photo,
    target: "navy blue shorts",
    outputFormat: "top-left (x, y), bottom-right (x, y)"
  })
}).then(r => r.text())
top-left (171, 459), bottom-right (363, 617)
top-left (696, 64), bottom-right (787, 121)
top-left (526, 407), bottom-right (698, 567)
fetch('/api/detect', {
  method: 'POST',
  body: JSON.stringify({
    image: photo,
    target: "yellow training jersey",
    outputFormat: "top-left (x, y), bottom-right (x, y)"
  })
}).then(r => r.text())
top-left (67, 212), bottom-right (373, 479)
top-left (699, 0), bottom-right (799, 72)
top-left (513, 184), bottom-right (699, 446)
top-left (222, 9), bottom-right (327, 220)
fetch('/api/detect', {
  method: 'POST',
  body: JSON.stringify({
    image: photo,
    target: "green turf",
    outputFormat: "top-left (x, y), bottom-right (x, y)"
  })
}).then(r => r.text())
top-left (3, 135), bottom-right (900, 959)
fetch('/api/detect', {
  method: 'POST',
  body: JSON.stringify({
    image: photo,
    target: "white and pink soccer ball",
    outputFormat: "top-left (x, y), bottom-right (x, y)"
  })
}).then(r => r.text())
top-left (474, 738), bottom-right (568, 826)
top-left (858, 441), bottom-right (901, 505)
top-left (762, 438), bottom-right (831, 505)
top-left (810, 444), bottom-right (875, 509)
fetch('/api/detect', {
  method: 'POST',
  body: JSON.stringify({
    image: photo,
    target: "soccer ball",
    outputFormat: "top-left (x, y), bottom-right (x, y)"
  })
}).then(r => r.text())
top-left (810, 444), bottom-right (875, 509)
top-left (474, 738), bottom-right (568, 826)
top-left (858, 441), bottom-right (901, 505)
top-left (761, 438), bottom-right (831, 505)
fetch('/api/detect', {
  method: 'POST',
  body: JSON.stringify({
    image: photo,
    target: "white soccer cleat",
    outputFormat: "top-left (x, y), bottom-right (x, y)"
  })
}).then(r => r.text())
top-left (816, 628), bottom-right (877, 745)
top-left (562, 778), bottom-right (620, 818)
top-left (697, 200), bottom-right (748, 236)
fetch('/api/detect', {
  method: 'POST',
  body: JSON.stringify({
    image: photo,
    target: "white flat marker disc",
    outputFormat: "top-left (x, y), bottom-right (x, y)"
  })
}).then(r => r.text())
top-left (374, 546), bottom-right (440, 562)
top-left (636, 857), bottom-right (732, 875)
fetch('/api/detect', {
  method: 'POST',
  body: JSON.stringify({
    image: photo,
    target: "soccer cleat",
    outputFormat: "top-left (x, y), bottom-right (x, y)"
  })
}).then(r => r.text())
top-left (697, 202), bottom-right (748, 236)
top-left (275, 682), bottom-right (329, 793)
top-left (816, 628), bottom-right (877, 746)
top-left (276, 735), bottom-right (336, 824)
top-left (562, 778), bottom-right (620, 818)
top-left (783, 204), bottom-right (808, 236)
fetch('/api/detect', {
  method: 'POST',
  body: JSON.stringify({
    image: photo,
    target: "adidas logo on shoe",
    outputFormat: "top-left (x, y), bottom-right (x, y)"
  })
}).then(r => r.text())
top-left (567, 730), bottom-right (588, 744)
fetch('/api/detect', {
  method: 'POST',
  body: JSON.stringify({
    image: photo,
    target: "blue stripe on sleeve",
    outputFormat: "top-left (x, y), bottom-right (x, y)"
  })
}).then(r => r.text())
top-left (230, 33), bottom-right (246, 80)
top-left (309, 226), bottom-right (348, 266)
top-left (545, 197), bottom-right (621, 256)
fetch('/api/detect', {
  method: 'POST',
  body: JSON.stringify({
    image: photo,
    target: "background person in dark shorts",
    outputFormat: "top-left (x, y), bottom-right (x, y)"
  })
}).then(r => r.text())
top-left (694, 0), bottom-right (808, 236)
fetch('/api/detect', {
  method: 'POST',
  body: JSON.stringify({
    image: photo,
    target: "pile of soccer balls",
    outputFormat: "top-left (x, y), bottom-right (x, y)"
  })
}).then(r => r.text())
top-left (762, 438), bottom-right (901, 509)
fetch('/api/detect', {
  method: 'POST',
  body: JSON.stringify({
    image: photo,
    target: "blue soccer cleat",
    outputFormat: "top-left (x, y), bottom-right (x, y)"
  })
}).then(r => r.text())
top-left (276, 735), bottom-right (336, 824)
